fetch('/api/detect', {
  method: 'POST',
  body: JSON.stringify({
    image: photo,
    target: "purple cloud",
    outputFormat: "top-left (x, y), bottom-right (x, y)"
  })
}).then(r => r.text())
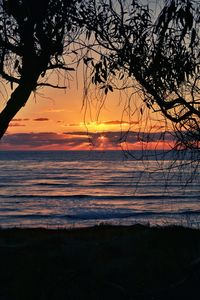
top-left (33, 118), bottom-right (49, 121)
top-left (0, 131), bottom-right (175, 150)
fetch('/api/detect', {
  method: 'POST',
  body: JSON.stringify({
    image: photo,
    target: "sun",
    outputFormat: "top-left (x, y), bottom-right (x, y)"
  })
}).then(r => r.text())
top-left (99, 135), bottom-right (105, 141)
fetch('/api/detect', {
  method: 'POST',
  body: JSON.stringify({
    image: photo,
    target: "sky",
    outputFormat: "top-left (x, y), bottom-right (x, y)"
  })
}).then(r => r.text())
top-left (0, 0), bottom-right (177, 151)
top-left (0, 70), bottom-right (175, 151)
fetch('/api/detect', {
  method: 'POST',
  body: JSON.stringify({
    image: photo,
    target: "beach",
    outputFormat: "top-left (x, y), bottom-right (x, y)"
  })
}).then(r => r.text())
top-left (1, 224), bottom-right (200, 299)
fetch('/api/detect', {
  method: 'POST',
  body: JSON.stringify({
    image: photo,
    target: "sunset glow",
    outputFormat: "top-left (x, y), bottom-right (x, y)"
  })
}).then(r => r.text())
top-left (0, 75), bottom-right (174, 151)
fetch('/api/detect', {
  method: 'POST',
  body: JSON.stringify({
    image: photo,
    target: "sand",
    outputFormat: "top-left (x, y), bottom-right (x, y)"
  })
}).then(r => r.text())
top-left (0, 224), bottom-right (200, 299)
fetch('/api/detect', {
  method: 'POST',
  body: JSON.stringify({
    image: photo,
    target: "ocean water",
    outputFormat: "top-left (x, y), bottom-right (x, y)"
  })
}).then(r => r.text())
top-left (0, 150), bottom-right (199, 228)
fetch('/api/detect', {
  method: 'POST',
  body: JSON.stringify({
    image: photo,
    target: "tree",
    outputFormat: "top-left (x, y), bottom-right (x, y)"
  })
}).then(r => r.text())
top-left (1, 0), bottom-right (200, 150)
top-left (81, 0), bottom-right (200, 150)
top-left (0, 0), bottom-right (84, 139)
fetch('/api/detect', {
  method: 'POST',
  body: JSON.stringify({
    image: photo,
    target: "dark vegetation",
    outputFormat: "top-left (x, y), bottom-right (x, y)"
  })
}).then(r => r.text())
top-left (0, 0), bottom-right (83, 138)
top-left (1, 225), bottom-right (200, 300)
top-left (82, 0), bottom-right (200, 150)
top-left (0, 0), bottom-right (199, 150)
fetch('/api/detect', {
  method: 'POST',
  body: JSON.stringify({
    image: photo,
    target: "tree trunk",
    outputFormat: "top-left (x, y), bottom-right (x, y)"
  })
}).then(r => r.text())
top-left (0, 51), bottom-right (50, 140)
top-left (0, 79), bottom-right (36, 139)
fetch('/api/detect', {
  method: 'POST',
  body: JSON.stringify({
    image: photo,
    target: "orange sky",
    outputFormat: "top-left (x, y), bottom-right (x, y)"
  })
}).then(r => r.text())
top-left (0, 71), bottom-right (175, 151)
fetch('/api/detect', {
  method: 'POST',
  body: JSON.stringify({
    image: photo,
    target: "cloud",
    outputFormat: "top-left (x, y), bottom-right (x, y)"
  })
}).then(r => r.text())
top-left (12, 118), bottom-right (29, 121)
top-left (0, 130), bottom-right (175, 150)
top-left (64, 120), bottom-right (139, 128)
top-left (33, 118), bottom-right (49, 121)
top-left (102, 120), bottom-right (139, 125)
top-left (1, 132), bottom-right (90, 150)
top-left (64, 131), bottom-right (174, 149)
top-left (68, 123), bottom-right (80, 127)
top-left (43, 109), bottom-right (65, 113)
top-left (102, 120), bottom-right (123, 125)
top-left (9, 123), bottom-right (26, 127)
top-left (9, 118), bottom-right (30, 127)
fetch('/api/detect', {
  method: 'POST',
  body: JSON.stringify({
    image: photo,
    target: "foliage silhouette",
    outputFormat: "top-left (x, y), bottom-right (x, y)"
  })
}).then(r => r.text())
top-left (0, 0), bottom-right (200, 151)
top-left (81, 0), bottom-right (200, 149)
top-left (0, 0), bottom-right (84, 138)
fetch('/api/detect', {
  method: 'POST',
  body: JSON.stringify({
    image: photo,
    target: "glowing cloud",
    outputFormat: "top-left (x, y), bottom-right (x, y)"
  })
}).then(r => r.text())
top-left (0, 131), bottom-right (175, 150)
top-left (33, 118), bottom-right (49, 121)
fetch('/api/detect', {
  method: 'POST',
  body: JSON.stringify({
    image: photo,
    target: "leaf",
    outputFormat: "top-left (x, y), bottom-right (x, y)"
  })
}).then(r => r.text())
top-left (155, 7), bottom-right (167, 33)
top-left (14, 60), bottom-right (19, 70)
top-left (177, 8), bottom-right (185, 27)
top-left (101, 70), bottom-right (107, 81)
top-left (185, 10), bottom-right (193, 30)
top-left (103, 56), bottom-right (107, 68)
top-left (18, 65), bottom-right (22, 74)
top-left (110, 70), bottom-right (116, 76)
top-left (83, 57), bottom-right (93, 65)
top-left (190, 28), bottom-right (196, 47)
top-left (86, 30), bottom-right (92, 40)
top-left (67, 23), bottom-right (71, 31)
top-left (108, 85), bottom-right (113, 92)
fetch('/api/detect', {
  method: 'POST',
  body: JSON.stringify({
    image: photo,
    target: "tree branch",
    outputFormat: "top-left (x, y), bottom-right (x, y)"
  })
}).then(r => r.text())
top-left (47, 64), bottom-right (75, 71)
top-left (0, 70), bottom-right (20, 85)
top-left (37, 82), bottom-right (67, 89)
top-left (0, 36), bottom-right (22, 56)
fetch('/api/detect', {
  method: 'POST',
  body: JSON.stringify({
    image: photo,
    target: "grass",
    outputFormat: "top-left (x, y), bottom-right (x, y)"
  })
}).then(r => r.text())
top-left (0, 224), bottom-right (200, 299)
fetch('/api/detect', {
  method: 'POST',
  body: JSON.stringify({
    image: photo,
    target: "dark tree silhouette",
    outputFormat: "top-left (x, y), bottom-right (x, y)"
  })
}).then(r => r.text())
top-left (0, 0), bottom-right (83, 138)
top-left (82, 0), bottom-right (200, 149)
top-left (1, 0), bottom-right (200, 150)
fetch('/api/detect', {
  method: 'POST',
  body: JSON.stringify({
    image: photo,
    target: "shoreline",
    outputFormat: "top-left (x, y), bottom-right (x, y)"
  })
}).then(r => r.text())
top-left (1, 224), bottom-right (200, 299)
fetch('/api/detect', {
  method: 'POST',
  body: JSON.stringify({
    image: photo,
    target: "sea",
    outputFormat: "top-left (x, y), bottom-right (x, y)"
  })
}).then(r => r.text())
top-left (0, 150), bottom-right (199, 228)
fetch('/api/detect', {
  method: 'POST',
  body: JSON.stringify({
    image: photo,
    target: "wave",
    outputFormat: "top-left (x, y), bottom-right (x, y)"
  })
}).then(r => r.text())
top-left (0, 194), bottom-right (198, 201)
top-left (1, 209), bottom-right (200, 221)
top-left (32, 182), bottom-right (145, 188)
top-left (0, 150), bottom-right (198, 161)
top-left (63, 210), bottom-right (200, 220)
